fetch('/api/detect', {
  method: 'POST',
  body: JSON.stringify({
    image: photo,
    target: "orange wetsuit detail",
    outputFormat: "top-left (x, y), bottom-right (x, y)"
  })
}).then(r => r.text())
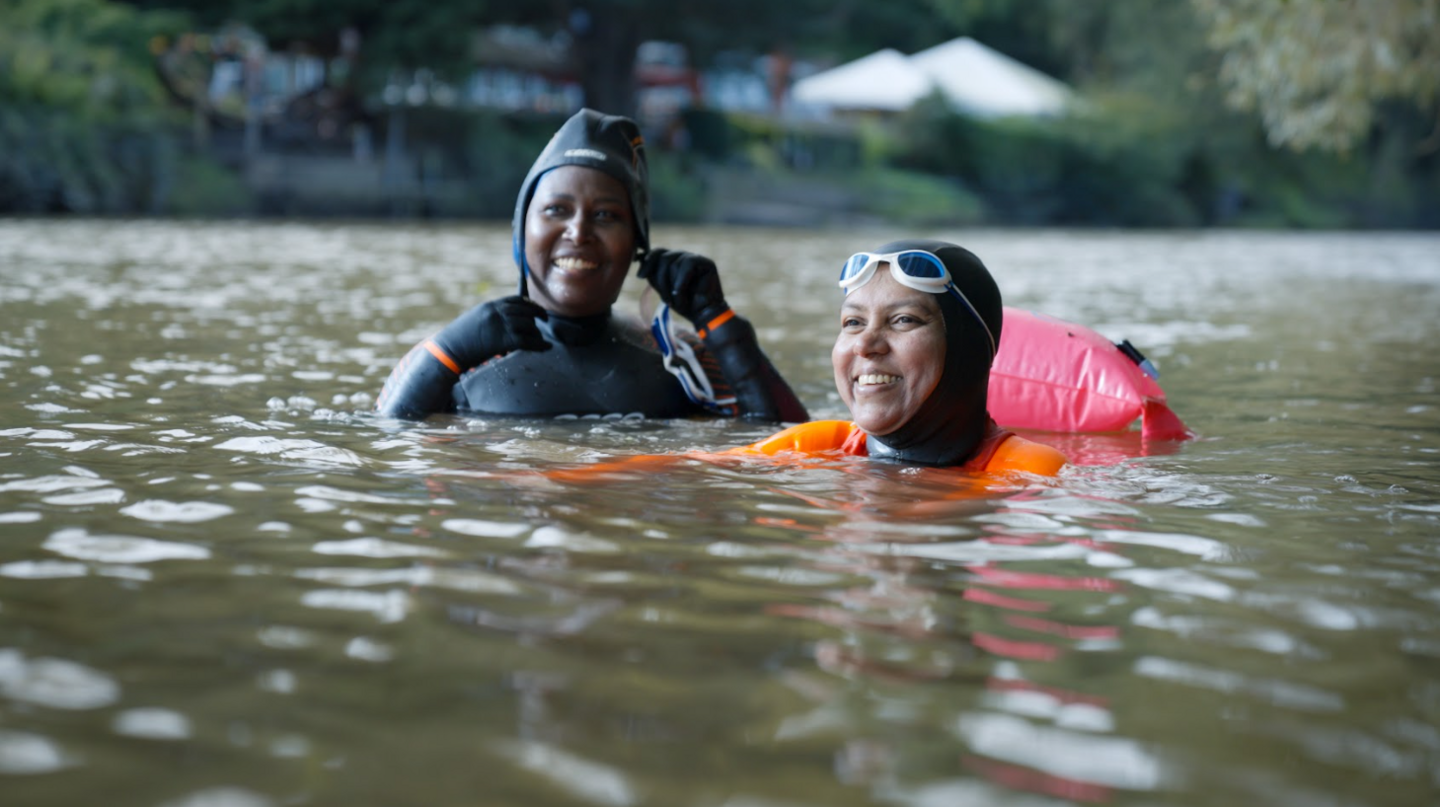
top-left (422, 339), bottom-right (461, 375)
top-left (731, 420), bottom-right (1066, 477)
top-left (696, 308), bottom-right (736, 339)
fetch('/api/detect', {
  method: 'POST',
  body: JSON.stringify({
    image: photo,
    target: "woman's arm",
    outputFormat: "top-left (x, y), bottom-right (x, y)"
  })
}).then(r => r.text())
top-left (375, 296), bottom-right (550, 420)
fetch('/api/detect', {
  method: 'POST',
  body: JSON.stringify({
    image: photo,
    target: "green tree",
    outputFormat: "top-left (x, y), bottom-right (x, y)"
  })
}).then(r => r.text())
top-left (127, 0), bottom-right (490, 87)
top-left (1191, 0), bottom-right (1440, 152)
top-left (0, 0), bottom-right (204, 212)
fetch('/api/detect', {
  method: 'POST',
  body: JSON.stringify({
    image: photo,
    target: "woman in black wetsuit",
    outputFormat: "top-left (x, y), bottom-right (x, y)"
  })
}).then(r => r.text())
top-left (375, 108), bottom-right (807, 423)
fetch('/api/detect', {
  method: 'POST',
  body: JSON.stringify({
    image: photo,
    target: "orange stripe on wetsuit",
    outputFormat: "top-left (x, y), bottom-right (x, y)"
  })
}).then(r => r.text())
top-left (423, 339), bottom-right (462, 375)
top-left (696, 308), bottom-right (736, 340)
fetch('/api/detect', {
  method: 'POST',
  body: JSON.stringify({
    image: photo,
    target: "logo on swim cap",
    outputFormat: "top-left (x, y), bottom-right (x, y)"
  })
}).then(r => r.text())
top-left (563, 148), bottom-right (607, 161)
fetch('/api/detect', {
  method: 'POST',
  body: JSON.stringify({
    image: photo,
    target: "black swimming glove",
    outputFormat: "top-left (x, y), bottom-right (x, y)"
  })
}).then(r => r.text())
top-left (638, 248), bottom-right (729, 325)
top-left (433, 295), bottom-right (551, 367)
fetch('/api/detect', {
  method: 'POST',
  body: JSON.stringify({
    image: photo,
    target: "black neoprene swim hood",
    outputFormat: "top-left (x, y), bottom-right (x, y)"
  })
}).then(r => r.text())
top-left (512, 108), bottom-right (650, 296)
top-left (860, 239), bottom-right (1004, 466)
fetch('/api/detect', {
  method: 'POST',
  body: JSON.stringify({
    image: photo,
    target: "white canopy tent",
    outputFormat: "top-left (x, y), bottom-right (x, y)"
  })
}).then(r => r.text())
top-left (910, 37), bottom-right (1072, 118)
top-left (788, 48), bottom-right (933, 113)
top-left (790, 37), bottom-right (1073, 119)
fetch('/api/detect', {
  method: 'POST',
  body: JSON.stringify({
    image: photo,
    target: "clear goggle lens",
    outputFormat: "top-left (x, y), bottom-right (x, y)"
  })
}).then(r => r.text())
top-left (836, 249), bottom-right (997, 357)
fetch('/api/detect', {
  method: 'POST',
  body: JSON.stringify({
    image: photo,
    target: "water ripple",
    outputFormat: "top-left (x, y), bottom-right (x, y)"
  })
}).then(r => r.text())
top-left (295, 565), bottom-right (521, 595)
top-left (120, 500), bottom-right (234, 523)
top-left (955, 711), bottom-right (1171, 791)
top-left (0, 729), bottom-right (75, 774)
top-left (43, 527), bottom-right (210, 563)
top-left (311, 537), bottom-right (448, 558)
top-left (112, 707), bottom-right (193, 740)
top-left (0, 648), bottom-right (120, 709)
top-left (300, 589), bottom-right (411, 623)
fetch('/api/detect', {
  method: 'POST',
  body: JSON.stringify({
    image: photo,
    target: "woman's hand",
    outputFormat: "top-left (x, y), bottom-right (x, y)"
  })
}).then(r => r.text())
top-left (435, 295), bottom-right (551, 367)
top-left (638, 248), bottom-right (729, 325)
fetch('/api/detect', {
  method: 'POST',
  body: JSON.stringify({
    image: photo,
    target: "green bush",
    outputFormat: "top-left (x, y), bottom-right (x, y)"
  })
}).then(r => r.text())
top-left (0, 105), bottom-right (197, 214)
top-left (841, 167), bottom-right (986, 226)
top-left (0, 0), bottom-right (195, 215)
top-left (891, 90), bottom-right (1440, 229)
top-left (648, 151), bottom-right (707, 222)
top-left (893, 94), bottom-right (1201, 226)
top-left (168, 152), bottom-right (252, 217)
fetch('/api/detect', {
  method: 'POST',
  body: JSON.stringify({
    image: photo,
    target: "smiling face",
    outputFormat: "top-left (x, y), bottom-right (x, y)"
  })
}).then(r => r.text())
top-left (832, 265), bottom-right (946, 437)
top-left (523, 165), bottom-right (636, 317)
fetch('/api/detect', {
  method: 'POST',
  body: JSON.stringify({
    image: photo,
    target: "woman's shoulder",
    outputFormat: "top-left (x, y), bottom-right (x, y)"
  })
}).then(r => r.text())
top-left (983, 433), bottom-right (1067, 477)
top-left (733, 420), bottom-right (862, 457)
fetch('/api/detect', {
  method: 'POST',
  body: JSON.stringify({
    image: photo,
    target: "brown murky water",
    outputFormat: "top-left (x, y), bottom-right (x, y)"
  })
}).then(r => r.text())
top-left (1, 220), bottom-right (1438, 806)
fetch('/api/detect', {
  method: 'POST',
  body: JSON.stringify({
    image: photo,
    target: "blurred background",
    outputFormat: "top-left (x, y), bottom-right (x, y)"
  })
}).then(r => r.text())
top-left (2, 0), bottom-right (1436, 229)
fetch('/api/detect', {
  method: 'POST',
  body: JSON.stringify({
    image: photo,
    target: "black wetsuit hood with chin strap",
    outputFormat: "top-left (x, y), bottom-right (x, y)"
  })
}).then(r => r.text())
top-left (861, 239), bottom-right (1005, 466)
top-left (511, 108), bottom-right (650, 297)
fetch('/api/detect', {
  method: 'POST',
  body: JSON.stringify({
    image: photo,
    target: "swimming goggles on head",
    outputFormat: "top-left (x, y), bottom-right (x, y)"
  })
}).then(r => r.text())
top-left (838, 250), bottom-right (997, 357)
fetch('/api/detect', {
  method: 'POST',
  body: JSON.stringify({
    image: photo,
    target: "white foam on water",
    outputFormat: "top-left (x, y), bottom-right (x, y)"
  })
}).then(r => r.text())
top-left (0, 729), bottom-right (75, 774)
top-left (295, 566), bottom-right (520, 595)
top-left (157, 786), bottom-right (276, 807)
top-left (441, 518), bottom-right (531, 539)
top-left (112, 707), bottom-right (192, 740)
top-left (955, 711), bottom-right (1171, 790)
top-left (491, 739), bottom-right (638, 807)
top-left (526, 525), bottom-right (619, 554)
top-left (120, 500), bottom-right (235, 523)
top-left (43, 488), bottom-right (126, 506)
top-left (345, 637), bottom-right (394, 662)
top-left (0, 648), bottom-right (120, 710)
top-left (44, 528), bottom-right (210, 563)
top-left (0, 475), bottom-right (110, 493)
top-left (0, 511), bottom-right (43, 523)
top-left (300, 588), bottom-right (410, 623)
top-left (215, 437), bottom-right (361, 467)
top-left (185, 373), bottom-right (268, 387)
top-left (311, 537), bottom-right (448, 558)
top-left (0, 560), bottom-right (88, 579)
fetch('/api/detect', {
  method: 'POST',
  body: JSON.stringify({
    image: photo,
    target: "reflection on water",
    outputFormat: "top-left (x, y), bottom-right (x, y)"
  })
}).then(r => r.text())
top-left (1, 220), bottom-right (1439, 806)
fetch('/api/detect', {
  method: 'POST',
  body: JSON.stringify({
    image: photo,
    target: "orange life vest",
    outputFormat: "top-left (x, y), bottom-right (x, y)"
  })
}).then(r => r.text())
top-left (733, 419), bottom-right (1066, 477)
top-left (544, 420), bottom-right (1065, 484)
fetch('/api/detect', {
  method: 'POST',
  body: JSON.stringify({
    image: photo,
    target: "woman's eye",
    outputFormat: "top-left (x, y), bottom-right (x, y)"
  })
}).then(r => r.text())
top-left (544, 204), bottom-right (568, 217)
top-left (841, 317), bottom-right (863, 329)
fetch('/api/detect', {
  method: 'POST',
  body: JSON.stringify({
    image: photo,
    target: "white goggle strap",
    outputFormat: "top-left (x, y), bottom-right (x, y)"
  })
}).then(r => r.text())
top-left (651, 304), bottom-right (730, 410)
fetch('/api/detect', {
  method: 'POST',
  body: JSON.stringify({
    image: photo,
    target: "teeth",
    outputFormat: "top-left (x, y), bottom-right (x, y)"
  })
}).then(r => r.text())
top-left (553, 257), bottom-right (597, 271)
top-left (857, 373), bottom-right (899, 386)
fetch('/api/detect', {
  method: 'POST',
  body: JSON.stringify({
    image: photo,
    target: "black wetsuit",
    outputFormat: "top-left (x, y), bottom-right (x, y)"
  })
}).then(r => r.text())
top-left (378, 308), bottom-right (805, 422)
top-left (453, 312), bottom-right (693, 418)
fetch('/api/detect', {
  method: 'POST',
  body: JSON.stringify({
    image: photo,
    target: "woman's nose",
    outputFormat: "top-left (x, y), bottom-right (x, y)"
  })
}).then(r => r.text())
top-left (853, 326), bottom-right (887, 356)
top-left (564, 213), bottom-right (593, 242)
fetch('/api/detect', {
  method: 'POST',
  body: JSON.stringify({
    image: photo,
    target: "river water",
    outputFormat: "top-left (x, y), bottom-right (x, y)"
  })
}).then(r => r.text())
top-left (1, 220), bottom-right (1438, 807)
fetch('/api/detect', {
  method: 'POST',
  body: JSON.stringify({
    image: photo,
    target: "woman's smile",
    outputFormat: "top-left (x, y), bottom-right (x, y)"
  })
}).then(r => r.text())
top-left (524, 165), bottom-right (636, 318)
top-left (832, 265), bottom-right (946, 436)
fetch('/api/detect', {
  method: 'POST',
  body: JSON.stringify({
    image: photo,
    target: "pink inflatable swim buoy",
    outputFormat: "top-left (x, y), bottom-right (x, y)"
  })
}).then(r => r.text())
top-left (989, 308), bottom-right (1193, 440)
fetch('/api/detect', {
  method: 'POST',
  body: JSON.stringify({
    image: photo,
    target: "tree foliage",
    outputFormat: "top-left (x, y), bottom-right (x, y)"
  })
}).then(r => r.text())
top-left (1191, 0), bottom-right (1440, 152)
top-left (1, 0), bottom-right (184, 118)
top-left (0, 0), bottom-right (209, 213)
